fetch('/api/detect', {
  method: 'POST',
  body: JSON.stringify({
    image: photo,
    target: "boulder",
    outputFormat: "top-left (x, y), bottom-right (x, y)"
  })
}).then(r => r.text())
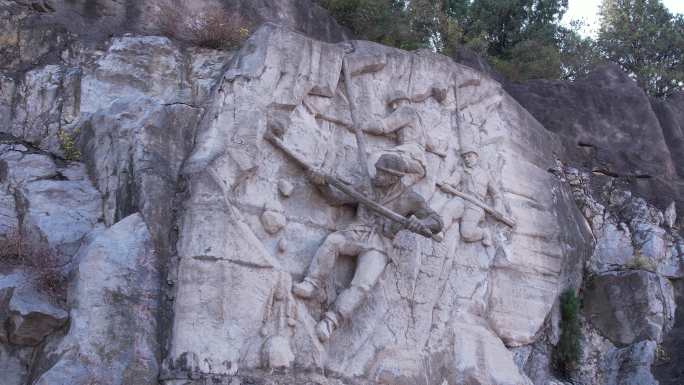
top-left (506, 65), bottom-right (682, 221)
top-left (584, 271), bottom-right (675, 346)
top-left (6, 287), bottom-right (68, 346)
top-left (163, 24), bottom-right (590, 384)
top-left (0, 343), bottom-right (32, 385)
top-left (0, 147), bottom-right (102, 259)
top-left (33, 214), bottom-right (160, 385)
top-left (1, 0), bottom-right (348, 54)
top-left (602, 341), bottom-right (658, 385)
top-left (0, 271), bottom-right (67, 346)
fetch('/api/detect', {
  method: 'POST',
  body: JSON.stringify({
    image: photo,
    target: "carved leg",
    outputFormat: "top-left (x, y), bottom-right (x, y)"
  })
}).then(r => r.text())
top-left (316, 250), bottom-right (388, 342)
top-left (440, 197), bottom-right (465, 231)
top-left (294, 232), bottom-right (360, 299)
top-left (460, 205), bottom-right (487, 243)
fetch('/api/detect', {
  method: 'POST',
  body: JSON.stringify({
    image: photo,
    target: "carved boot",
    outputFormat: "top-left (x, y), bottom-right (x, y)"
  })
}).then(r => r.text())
top-left (315, 311), bottom-right (339, 342)
top-left (482, 231), bottom-right (493, 247)
top-left (292, 277), bottom-right (320, 299)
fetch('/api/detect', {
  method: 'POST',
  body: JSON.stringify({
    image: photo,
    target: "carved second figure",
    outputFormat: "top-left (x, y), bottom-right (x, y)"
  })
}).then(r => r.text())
top-left (292, 154), bottom-right (443, 342)
top-left (438, 145), bottom-right (504, 246)
top-left (361, 90), bottom-right (428, 181)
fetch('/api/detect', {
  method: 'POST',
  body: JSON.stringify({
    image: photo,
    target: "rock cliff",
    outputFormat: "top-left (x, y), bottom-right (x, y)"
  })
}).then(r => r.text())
top-left (0, 1), bottom-right (682, 385)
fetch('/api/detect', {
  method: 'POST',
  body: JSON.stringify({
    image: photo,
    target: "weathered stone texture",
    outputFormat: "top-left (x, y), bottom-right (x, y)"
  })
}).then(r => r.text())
top-left (2, 2), bottom-right (683, 383)
top-left (584, 271), bottom-right (674, 346)
top-left (506, 64), bottom-right (683, 224)
top-left (163, 24), bottom-right (588, 385)
top-left (34, 214), bottom-right (160, 385)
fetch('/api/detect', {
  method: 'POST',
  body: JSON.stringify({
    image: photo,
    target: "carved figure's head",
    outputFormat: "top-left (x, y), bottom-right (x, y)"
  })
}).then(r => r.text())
top-left (373, 154), bottom-right (407, 187)
top-left (461, 150), bottom-right (479, 168)
top-left (387, 90), bottom-right (411, 111)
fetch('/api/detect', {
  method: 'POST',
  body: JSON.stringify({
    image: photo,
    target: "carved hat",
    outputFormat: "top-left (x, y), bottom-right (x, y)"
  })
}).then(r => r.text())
top-left (374, 153), bottom-right (410, 176)
top-left (460, 146), bottom-right (479, 156)
top-left (386, 90), bottom-right (411, 106)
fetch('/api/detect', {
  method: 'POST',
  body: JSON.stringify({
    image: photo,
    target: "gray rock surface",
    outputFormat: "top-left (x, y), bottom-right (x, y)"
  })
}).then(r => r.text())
top-left (506, 65), bottom-right (682, 221)
top-left (651, 92), bottom-right (684, 180)
top-left (34, 214), bottom-right (160, 385)
top-left (654, 278), bottom-right (684, 385)
top-left (0, 271), bottom-right (67, 347)
top-left (2, 1), bottom-right (684, 383)
top-left (1, 0), bottom-right (349, 50)
top-left (0, 343), bottom-right (32, 385)
top-left (584, 270), bottom-right (674, 346)
top-left (0, 145), bottom-right (102, 259)
top-left (603, 341), bottom-right (659, 385)
top-left (6, 285), bottom-right (68, 346)
top-left (163, 24), bottom-right (589, 384)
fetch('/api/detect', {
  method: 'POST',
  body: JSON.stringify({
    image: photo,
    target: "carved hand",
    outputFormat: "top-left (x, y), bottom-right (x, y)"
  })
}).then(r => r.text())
top-left (406, 215), bottom-right (430, 235)
top-left (306, 168), bottom-right (327, 186)
top-left (438, 182), bottom-right (455, 193)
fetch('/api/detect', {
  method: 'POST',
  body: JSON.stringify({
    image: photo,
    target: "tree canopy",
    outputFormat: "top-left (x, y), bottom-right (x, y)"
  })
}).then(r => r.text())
top-left (598, 0), bottom-right (684, 97)
top-left (318, 0), bottom-right (684, 97)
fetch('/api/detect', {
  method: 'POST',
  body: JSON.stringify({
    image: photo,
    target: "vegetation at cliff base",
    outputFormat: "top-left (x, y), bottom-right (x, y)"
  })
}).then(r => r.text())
top-left (552, 289), bottom-right (582, 379)
top-left (318, 0), bottom-right (684, 97)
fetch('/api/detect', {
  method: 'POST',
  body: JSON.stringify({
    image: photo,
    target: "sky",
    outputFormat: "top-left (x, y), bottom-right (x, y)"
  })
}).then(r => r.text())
top-left (562, 0), bottom-right (684, 36)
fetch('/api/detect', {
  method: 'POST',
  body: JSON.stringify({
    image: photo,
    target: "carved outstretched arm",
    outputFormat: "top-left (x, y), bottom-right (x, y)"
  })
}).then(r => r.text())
top-left (307, 169), bottom-right (359, 206)
top-left (361, 106), bottom-right (417, 136)
top-left (315, 183), bottom-right (358, 206)
top-left (439, 170), bottom-right (462, 192)
top-left (408, 192), bottom-right (444, 234)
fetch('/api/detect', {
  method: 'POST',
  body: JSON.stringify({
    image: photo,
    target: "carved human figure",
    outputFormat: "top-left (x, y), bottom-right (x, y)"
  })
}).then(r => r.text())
top-left (361, 91), bottom-right (427, 178)
top-left (260, 274), bottom-right (296, 370)
top-left (439, 146), bottom-right (503, 246)
top-left (292, 154), bottom-right (443, 342)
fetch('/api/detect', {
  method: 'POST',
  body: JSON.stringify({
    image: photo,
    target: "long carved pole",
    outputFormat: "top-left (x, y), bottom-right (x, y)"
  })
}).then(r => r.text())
top-left (265, 131), bottom-right (442, 242)
top-left (342, 53), bottom-right (375, 198)
top-left (437, 182), bottom-right (517, 228)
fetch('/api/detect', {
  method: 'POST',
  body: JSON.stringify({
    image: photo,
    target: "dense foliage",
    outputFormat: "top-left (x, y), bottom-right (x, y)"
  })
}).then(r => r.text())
top-left (598, 0), bottom-right (684, 97)
top-left (318, 0), bottom-right (684, 96)
top-left (552, 289), bottom-right (582, 379)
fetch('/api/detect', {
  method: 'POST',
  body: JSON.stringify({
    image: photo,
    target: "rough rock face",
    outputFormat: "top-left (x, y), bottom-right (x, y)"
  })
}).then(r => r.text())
top-left (584, 271), bottom-right (674, 346)
top-left (656, 279), bottom-right (684, 385)
top-left (506, 65), bottom-right (682, 221)
top-left (1, 0), bottom-right (348, 51)
top-left (34, 214), bottom-right (159, 385)
top-left (161, 24), bottom-right (590, 384)
top-left (559, 167), bottom-right (683, 385)
top-left (0, 272), bottom-right (68, 347)
top-left (1, 1), bottom-right (683, 383)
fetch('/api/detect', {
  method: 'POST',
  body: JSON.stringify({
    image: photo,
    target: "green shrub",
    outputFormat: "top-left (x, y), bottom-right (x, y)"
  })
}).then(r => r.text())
top-left (552, 289), bottom-right (581, 379)
top-left (57, 128), bottom-right (80, 161)
top-left (625, 251), bottom-right (656, 272)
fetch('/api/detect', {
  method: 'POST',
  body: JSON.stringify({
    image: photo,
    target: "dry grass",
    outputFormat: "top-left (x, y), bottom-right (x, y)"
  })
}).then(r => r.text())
top-left (158, 3), bottom-right (250, 50)
top-left (0, 230), bottom-right (67, 303)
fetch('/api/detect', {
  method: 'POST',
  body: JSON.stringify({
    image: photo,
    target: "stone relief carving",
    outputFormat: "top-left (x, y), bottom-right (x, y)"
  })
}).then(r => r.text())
top-left (260, 273), bottom-right (297, 371)
top-left (360, 90), bottom-right (428, 180)
top-left (436, 119), bottom-right (515, 248)
top-left (290, 153), bottom-right (443, 342)
top-left (164, 27), bottom-right (572, 385)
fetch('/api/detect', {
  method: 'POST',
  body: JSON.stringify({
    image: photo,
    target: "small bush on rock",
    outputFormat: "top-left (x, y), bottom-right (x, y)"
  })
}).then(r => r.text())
top-left (158, 3), bottom-right (250, 50)
top-left (0, 230), bottom-right (67, 303)
top-left (625, 251), bottom-right (657, 272)
top-left (552, 289), bottom-right (581, 379)
top-left (57, 128), bottom-right (80, 161)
